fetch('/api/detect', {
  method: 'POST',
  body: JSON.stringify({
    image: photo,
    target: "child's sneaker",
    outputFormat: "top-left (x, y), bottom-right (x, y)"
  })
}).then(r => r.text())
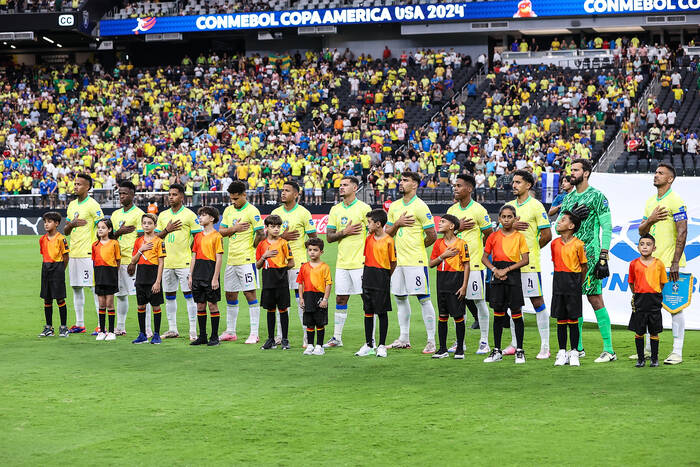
top-left (281, 338), bottom-right (290, 350)
top-left (355, 344), bottom-right (375, 357)
top-left (554, 349), bottom-right (569, 366)
top-left (568, 350), bottom-right (580, 367)
top-left (303, 344), bottom-right (315, 355)
top-left (376, 345), bottom-right (388, 358)
top-left (649, 356), bottom-right (659, 367)
top-left (38, 325), bottom-right (54, 337)
top-left (312, 344), bottom-right (325, 355)
top-left (515, 349), bottom-right (526, 364)
top-left (58, 325), bottom-right (69, 337)
top-left (432, 349), bottom-right (449, 359)
top-left (190, 335), bottom-right (208, 346)
top-left (96, 332), bottom-right (107, 341)
top-left (454, 351), bottom-right (465, 360)
top-left (105, 332), bottom-right (116, 341)
top-left (150, 333), bottom-right (162, 345)
top-left (207, 336), bottom-right (220, 346)
top-left (502, 345), bottom-right (516, 356)
top-left (261, 338), bottom-right (277, 350)
top-left (635, 357), bottom-right (646, 367)
top-left (132, 332), bottom-right (149, 344)
top-left (483, 348), bottom-right (502, 362)
top-left (476, 341), bottom-right (490, 355)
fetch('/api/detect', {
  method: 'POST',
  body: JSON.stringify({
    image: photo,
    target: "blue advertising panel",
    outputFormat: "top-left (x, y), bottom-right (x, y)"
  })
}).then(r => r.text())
top-left (100, 0), bottom-right (700, 36)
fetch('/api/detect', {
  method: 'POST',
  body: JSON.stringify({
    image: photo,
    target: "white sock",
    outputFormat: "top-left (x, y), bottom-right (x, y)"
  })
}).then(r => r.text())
top-left (535, 306), bottom-right (550, 350)
top-left (672, 312), bottom-right (685, 357)
top-left (145, 304), bottom-right (152, 334)
top-left (419, 297), bottom-right (436, 343)
top-left (185, 296), bottom-right (197, 334)
top-left (226, 300), bottom-right (239, 334)
top-left (275, 312), bottom-right (282, 339)
top-left (373, 315), bottom-right (377, 346)
top-left (510, 317), bottom-right (517, 348)
top-left (334, 306), bottom-right (348, 340)
top-left (73, 287), bottom-right (85, 327)
top-left (165, 296), bottom-right (178, 332)
top-left (116, 295), bottom-right (129, 331)
top-left (395, 295), bottom-right (411, 342)
top-left (249, 304), bottom-right (260, 336)
top-left (296, 295), bottom-right (304, 329)
top-left (476, 299), bottom-right (490, 344)
top-left (91, 287), bottom-right (99, 321)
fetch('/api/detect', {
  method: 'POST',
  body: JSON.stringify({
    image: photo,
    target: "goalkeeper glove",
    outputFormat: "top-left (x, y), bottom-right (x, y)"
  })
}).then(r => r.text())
top-left (593, 251), bottom-right (610, 279)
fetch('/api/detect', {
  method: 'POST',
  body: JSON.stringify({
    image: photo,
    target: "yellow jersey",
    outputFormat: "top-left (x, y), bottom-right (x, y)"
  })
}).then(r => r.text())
top-left (220, 202), bottom-right (264, 266)
top-left (643, 190), bottom-right (687, 267)
top-left (66, 196), bottom-right (103, 258)
top-left (447, 199), bottom-right (492, 271)
top-left (156, 206), bottom-right (202, 269)
top-left (327, 198), bottom-right (371, 269)
top-left (271, 203), bottom-right (316, 264)
top-left (110, 205), bottom-right (145, 259)
top-left (387, 195), bottom-right (435, 266)
top-left (506, 196), bottom-right (550, 272)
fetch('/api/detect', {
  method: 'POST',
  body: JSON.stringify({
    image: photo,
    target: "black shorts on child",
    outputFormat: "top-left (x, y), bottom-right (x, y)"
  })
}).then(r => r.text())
top-left (191, 280), bottom-right (221, 304)
top-left (302, 291), bottom-right (328, 328)
top-left (628, 293), bottom-right (663, 335)
top-left (437, 292), bottom-right (466, 318)
top-left (487, 261), bottom-right (523, 310)
top-left (40, 262), bottom-right (66, 300)
top-left (551, 293), bottom-right (582, 320)
top-left (136, 284), bottom-right (164, 307)
top-left (361, 287), bottom-right (392, 315)
top-left (261, 286), bottom-right (291, 311)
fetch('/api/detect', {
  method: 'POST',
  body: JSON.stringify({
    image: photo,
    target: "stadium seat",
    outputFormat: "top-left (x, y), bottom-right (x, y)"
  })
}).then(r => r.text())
top-left (637, 158), bottom-right (649, 173)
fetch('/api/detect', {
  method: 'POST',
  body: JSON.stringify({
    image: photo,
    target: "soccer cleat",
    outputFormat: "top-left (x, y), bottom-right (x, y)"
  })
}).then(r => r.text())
top-left (207, 336), bottom-right (220, 346)
top-left (635, 358), bottom-right (646, 368)
top-left (58, 326), bottom-right (69, 338)
top-left (502, 345), bottom-right (516, 356)
top-left (132, 332), bottom-right (149, 344)
top-left (432, 349), bottom-right (449, 359)
top-left (388, 339), bottom-right (411, 349)
top-left (664, 353), bottom-right (683, 365)
top-left (594, 351), bottom-right (617, 363)
top-left (536, 348), bottom-right (551, 360)
top-left (311, 344), bottom-right (325, 356)
top-left (68, 325), bottom-right (85, 334)
top-left (355, 344), bottom-right (375, 357)
top-left (190, 335), bottom-right (208, 346)
top-left (629, 351), bottom-right (651, 360)
top-left (115, 329), bottom-right (127, 336)
top-left (376, 345), bottom-right (388, 358)
top-left (150, 333), bottom-right (162, 345)
top-left (448, 341), bottom-right (466, 353)
top-left (323, 337), bottom-right (343, 348)
top-left (219, 332), bottom-right (237, 342)
top-left (274, 336), bottom-right (282, 345)
top-left (422, 341), bottom-right (436, 354)
top-left (476, 342), bottom-right (491, 355)
top-left (568, 350), bottom-right (580, 367)
top-left (95, 332), bottom-right (107, 341)
top-left (244, 334), bottom-right (259, 344)
top-left (281, 338), bottom-right (290, 350)
top-left (454, 352), bottom-right (465, 360)
top-left (261, 338), bottom-right (277, 350)
top-left (515, 349), bottom-right (526, 364)
top-left (91, 326), bottom-right (100, 336)
top-left (554, 349), bottom-right (569, 366)
top-left (189, 331), bottom-right (198, 342)
top-left (483, 348), bottom-right (503, 363)
top-left (105, 332), bottom-right (116, 341)
top-left (650, 357), bottom-right (659, 367)
top-left (162, 330), bottom-right (179, 339)
top-left (303, 344), bottom-right (315, 355)
top-left (38, 325), bottom-right (54, 337)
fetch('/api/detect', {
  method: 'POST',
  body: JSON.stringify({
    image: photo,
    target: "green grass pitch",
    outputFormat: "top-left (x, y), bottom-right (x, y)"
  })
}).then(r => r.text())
top-left (1, 235), bottom-right (699, 465)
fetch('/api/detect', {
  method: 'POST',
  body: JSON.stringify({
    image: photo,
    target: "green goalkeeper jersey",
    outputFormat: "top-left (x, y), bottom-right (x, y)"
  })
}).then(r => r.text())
top-left (558, 186), bottom-right (612, 253)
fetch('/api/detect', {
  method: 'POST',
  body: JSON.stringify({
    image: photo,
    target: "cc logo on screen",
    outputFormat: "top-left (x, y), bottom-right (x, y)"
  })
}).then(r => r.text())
top-left (58, 14), bottom-right (75, 26)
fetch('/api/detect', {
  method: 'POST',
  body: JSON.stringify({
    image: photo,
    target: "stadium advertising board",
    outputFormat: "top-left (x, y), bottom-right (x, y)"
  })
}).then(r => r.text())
top-left (538, 173), bottom-right (700, 330)
top-left (99, 0), bottom-right (700, 36)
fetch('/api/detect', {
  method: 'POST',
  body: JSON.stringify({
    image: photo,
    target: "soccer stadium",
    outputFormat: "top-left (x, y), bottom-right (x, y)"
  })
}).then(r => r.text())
top-left (1, 0), bottom-right (700, 464)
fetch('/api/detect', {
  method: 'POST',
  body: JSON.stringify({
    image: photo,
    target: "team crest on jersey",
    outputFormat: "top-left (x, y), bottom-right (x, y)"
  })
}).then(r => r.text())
top-left (195, 218), bottom-right (200, 224)
top-left (283, 221), bottom-right (289, 229)
top-left (340, 216), bottom-right (348, 225)
top-left (309, 219), bottom-right (314, 226)
top-left (485, 215), bottom-right (491, 223)
top-left (232, 219), bottom-right (239, 225)
top-left (254, 215), bottom-right (261, 222)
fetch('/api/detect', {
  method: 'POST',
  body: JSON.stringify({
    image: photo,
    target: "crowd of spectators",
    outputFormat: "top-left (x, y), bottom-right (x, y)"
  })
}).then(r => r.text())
top-left (0, 0), bottom-right (80, 13)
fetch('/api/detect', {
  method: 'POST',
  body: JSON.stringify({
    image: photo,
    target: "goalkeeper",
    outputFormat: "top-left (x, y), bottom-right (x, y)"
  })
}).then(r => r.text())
top-left (558, 159), bottom-right (616, 363)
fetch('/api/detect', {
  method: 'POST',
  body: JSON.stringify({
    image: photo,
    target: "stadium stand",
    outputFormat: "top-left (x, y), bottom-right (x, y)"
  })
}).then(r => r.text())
top-left (0, 0), bottom-right (82, 13)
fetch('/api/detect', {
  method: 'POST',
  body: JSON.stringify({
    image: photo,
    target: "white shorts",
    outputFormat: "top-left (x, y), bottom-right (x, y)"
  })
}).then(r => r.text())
top-left (465, 270), bottom-right (485, 300)
top-left (288, 268), bottom-right (300, 290)
top-left (391, 266), bottom-right (429, 296)
top-left (335, 268), bottom-right (363, 296)
top-left (162, 268), bottom-right (191, 293)
top-left (224, 264), bottom-right (258, 292)
top-left (314, 188), bottom-right (322, 196)
top-left (69, 257), bottom-right (94, 287)
top-left (521, 272), bottom-right (543, 298)
top-left (115, 264), bottom-right (136, 297)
